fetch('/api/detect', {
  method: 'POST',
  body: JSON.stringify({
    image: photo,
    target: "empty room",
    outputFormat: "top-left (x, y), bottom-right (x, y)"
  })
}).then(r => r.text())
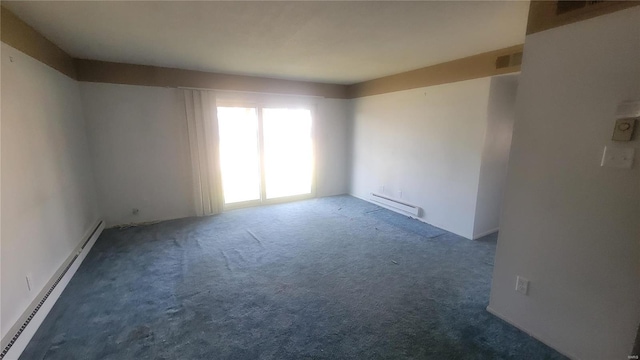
top-left (1, 1), bottom-right (638, 359)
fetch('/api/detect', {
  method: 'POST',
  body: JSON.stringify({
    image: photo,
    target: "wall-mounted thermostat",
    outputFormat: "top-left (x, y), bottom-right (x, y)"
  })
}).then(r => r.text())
top-left (612, 118), bottom-right (636, 141)
top-left (612, 100), bottom-right (640, 142)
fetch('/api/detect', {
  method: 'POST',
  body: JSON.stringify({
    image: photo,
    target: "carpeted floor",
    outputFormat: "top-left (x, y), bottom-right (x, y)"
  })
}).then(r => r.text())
top-left (21, 196), bottom-right (565, 360)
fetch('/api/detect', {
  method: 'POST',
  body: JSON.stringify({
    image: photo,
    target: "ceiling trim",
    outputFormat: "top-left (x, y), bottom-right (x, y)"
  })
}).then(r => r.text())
top-left (1, 6), bottom-right (76, 79)
top-left (526, 0), bottom-right (640, 35)
top-left (346, 45), bottom-right (524, 99)
top-left (1, 5), bottom-right (530, 99)
top-left (1, 6), bottom-right (347, 98)
top-left (74, 59), bottom-right (348, 99)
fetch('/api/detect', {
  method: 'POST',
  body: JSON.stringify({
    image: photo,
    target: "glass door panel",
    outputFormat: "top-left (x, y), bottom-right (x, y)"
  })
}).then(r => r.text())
top-left (262, 108), bottom-right (313, 200)
top-left (217, 107), bottom-right (261, 204)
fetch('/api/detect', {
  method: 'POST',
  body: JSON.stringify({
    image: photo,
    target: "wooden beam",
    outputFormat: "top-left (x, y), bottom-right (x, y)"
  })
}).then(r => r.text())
top-left (346, 45), bottom-right (523, 99)
top-left (74, 59), bottom-right (348, 99)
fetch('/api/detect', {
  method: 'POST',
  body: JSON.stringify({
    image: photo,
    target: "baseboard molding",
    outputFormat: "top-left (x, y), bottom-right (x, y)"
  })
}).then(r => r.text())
top-left (486, 305), bottom-right (577, 360)
top-left (1, 219), bottom-right (105, 360)
top-left (473, 227), bottom-right (499, 240)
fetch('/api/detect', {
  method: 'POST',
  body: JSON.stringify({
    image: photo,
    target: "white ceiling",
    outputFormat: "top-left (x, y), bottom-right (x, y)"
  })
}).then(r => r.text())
top-left (3, 1), bottom-right (529, 84)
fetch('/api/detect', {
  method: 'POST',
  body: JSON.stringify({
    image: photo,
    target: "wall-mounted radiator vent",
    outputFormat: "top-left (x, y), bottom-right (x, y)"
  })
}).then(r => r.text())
top-left (0, 221), bottom-right (103, 360)
top-left (495, 51), bottom-right (523, 70)
top-left (370, 193), bottom-right (420, 217)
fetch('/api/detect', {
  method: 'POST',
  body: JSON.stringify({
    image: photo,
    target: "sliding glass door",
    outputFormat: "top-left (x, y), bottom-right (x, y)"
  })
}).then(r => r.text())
top-left (262, 108), bottom-right (313, 200)
top-left (217, 105), bottom-right (314, 208)
top-left (217, 107), bottom-right (262, 206)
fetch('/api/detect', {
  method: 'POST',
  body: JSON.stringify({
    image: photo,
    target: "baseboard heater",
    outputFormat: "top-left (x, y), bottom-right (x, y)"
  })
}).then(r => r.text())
top-left (0, 220), bottom-right (104, 360)
top-left (370, 193), bottom-right (420, 217)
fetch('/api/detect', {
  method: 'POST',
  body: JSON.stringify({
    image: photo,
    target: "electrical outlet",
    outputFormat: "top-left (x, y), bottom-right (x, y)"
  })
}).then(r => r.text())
top-left (515, 276), bottom-right (529, 295)
top-left (26, 275), bottom-right (32, 292)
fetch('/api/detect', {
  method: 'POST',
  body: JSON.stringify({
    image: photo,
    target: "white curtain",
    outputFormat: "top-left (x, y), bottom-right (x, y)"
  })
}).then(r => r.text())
top-left (184, 90), bottom-right (224, 216)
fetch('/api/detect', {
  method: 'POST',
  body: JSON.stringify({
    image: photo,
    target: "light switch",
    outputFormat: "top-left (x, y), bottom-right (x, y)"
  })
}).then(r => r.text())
top-left (601, 146), bottom-right (634, 169)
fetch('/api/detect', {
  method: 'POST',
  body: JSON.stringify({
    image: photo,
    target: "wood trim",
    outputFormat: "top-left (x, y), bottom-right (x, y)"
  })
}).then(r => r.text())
top-left (526, 1), bottom-right (640, 35)
top-left (346, 45), bottom-right (523, 99)
top-left (75, 59), bottom-right (348, 99)
top-left (1, 6), bottom-right (76, 79)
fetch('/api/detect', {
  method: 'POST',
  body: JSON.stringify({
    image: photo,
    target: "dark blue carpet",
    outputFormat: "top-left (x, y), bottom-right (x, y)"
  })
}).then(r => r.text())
top-left (20, 195), bottom-right (565, 359)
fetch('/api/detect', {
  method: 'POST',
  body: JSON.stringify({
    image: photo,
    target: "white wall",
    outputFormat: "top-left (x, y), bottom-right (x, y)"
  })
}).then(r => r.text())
top-left (488, 7), bottom-right (640, 360)
top-left (80, 83), bottom-right (195, 226)
top-left (315, 98), bottom-right (351, 197)
top-left (1, 43), bottom-right (100, 339)
top-left (473, 75), bottom-right (517, 238)
top-left (80, 84), bottom-right (351, 226)
top-left (350, 78), bottom-right (492, 239)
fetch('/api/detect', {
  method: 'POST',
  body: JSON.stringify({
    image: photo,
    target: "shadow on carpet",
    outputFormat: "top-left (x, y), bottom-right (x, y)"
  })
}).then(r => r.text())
top-left (20, 195), bottom-right (566, 360)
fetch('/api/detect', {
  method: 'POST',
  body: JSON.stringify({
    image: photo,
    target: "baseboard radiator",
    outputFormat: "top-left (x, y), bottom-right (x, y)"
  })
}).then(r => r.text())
top-left (0, 220), bottom-right (104, 359)
top-left (370, 193), bottom-right (420, 217)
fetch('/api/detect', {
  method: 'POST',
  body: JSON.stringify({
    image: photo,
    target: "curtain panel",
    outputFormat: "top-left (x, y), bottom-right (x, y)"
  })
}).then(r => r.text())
top-left (183, 90), bottom-right (224, 216)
